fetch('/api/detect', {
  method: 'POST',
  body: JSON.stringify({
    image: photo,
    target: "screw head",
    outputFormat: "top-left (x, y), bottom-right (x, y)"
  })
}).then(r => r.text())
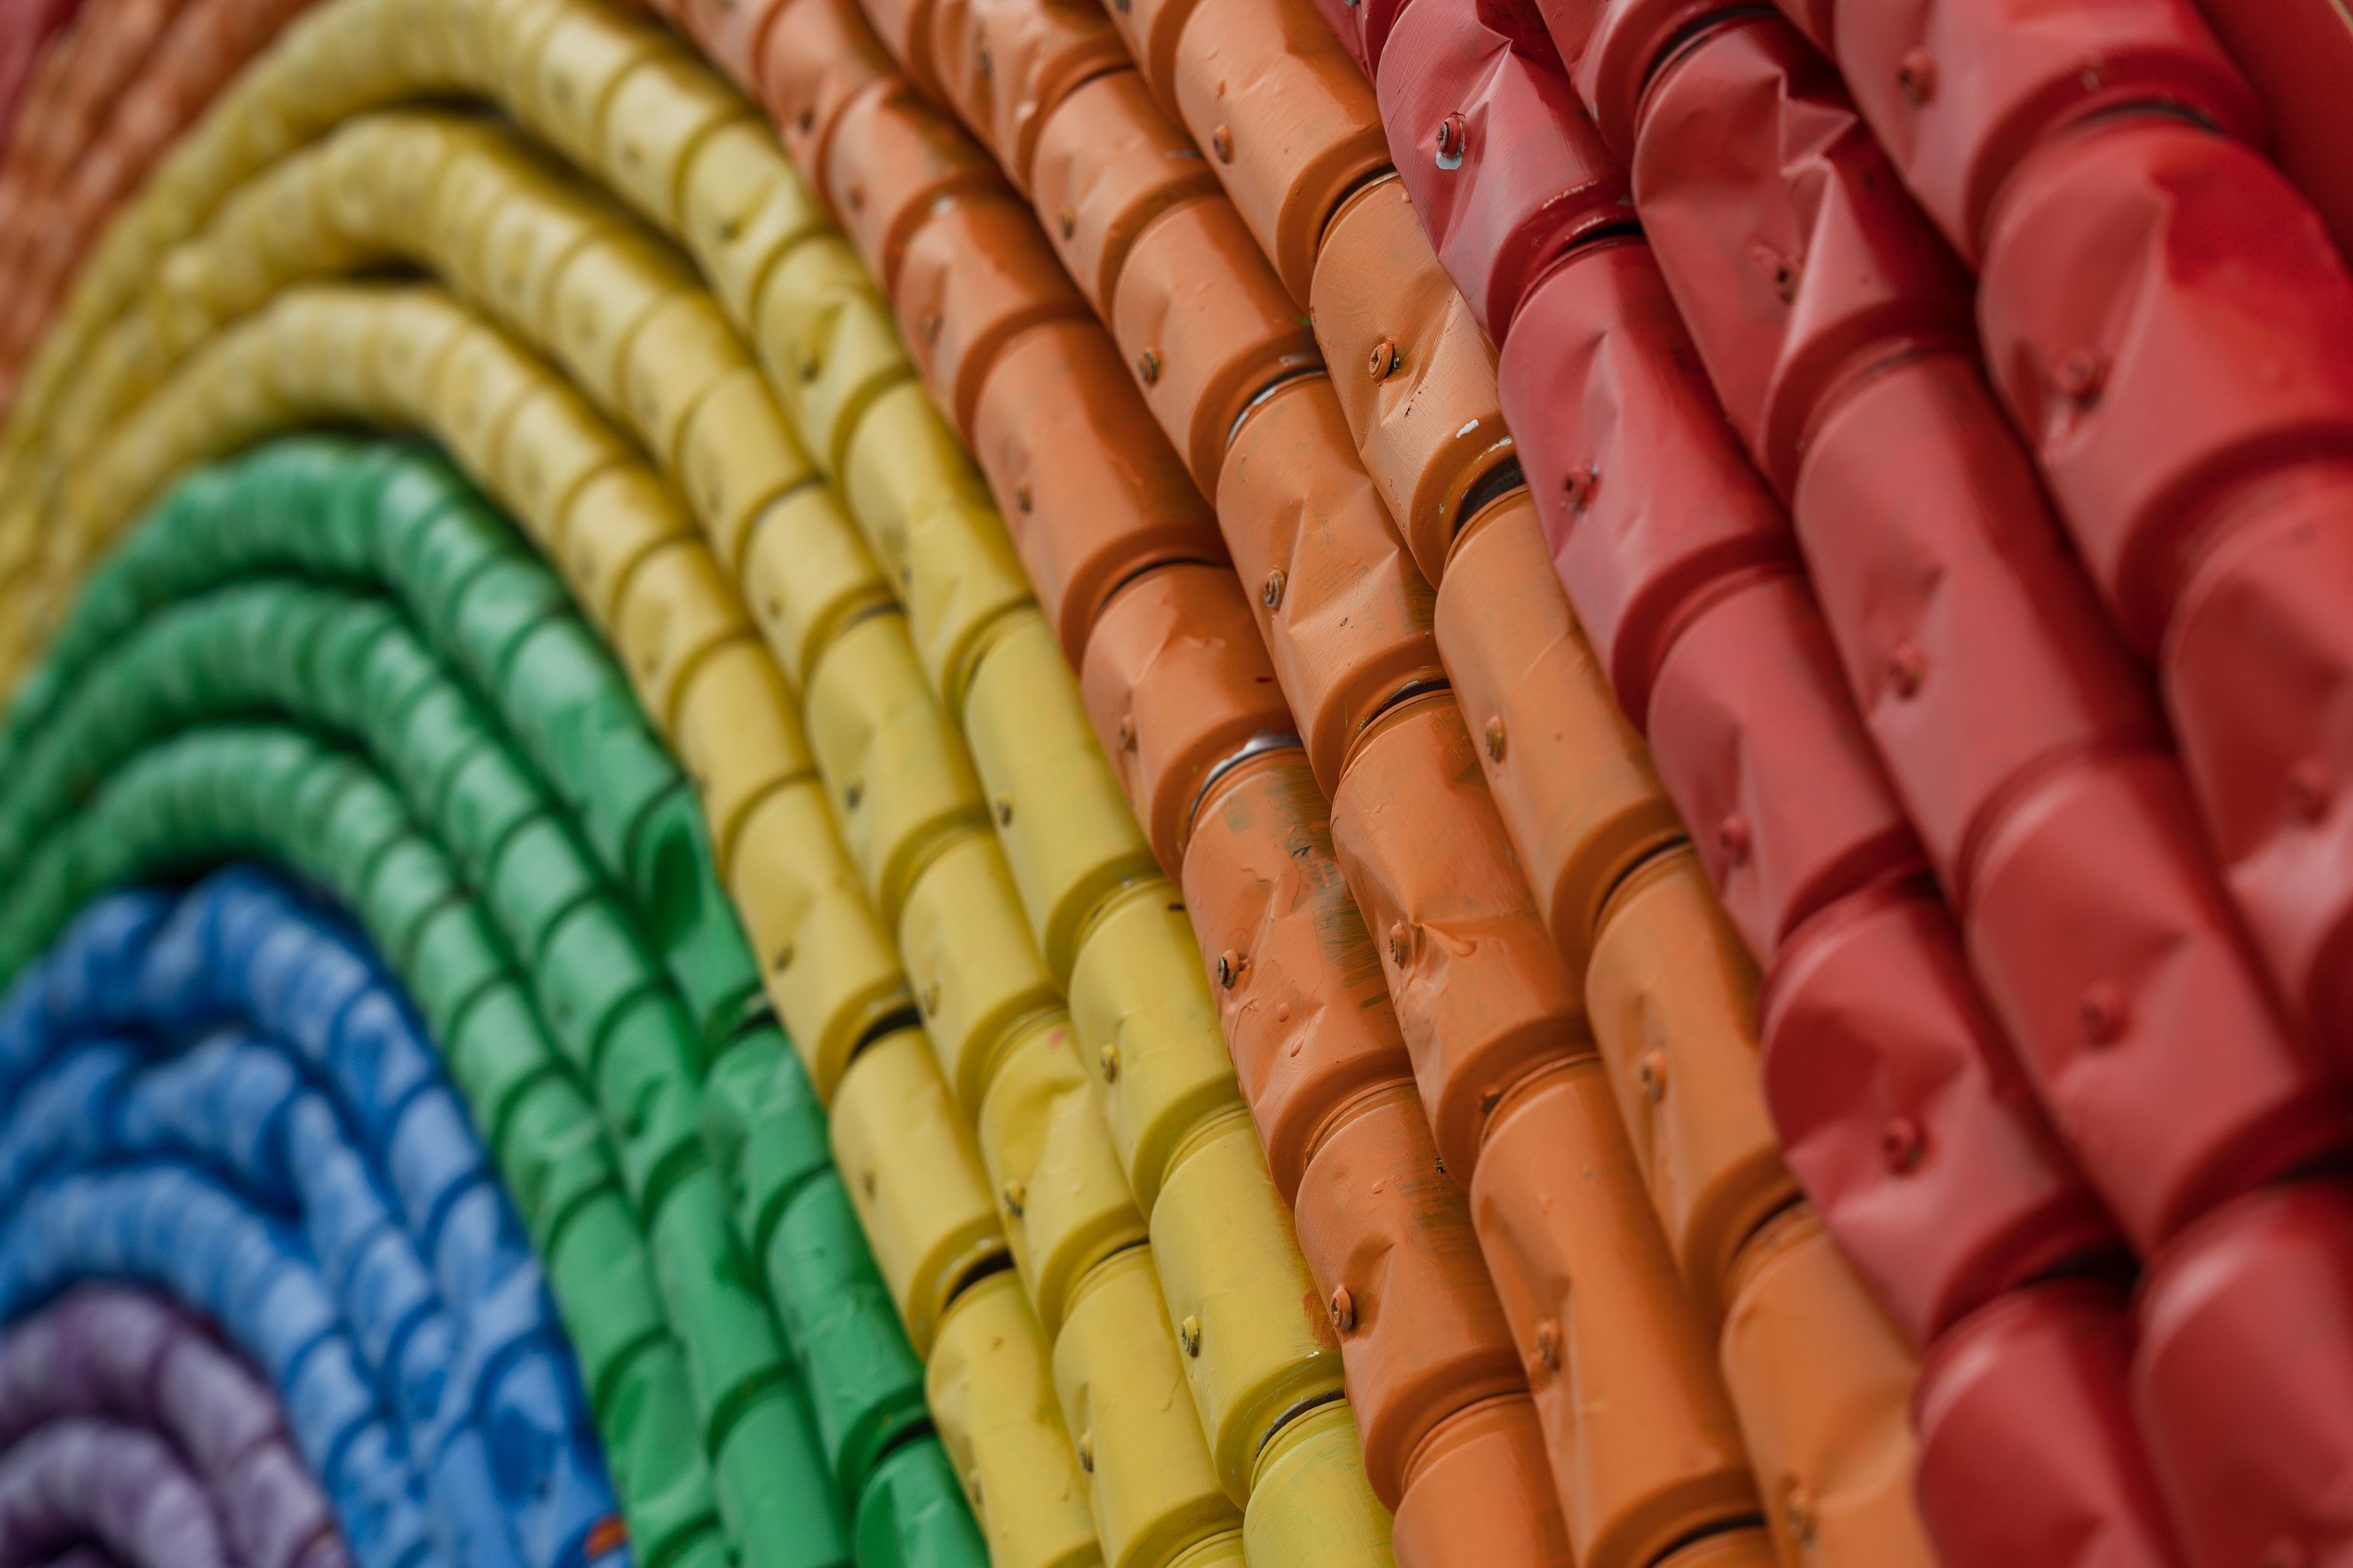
top-left (2055, 347), bottom-right (2108, 405)
top-left (1367, 338), bottom-right (1400, 380)
top-left (1211, 124), bottom-right (1234, 163)
top-left (1881, 1115), bottom-right (1925, 1172)
top-left (1435, 111), bottom-right (1468, 170)
top-left (1261, 569), bottom-right (1287, 611)
top-left (1137, 349), bottom-right (1161, 386)
top-left (1098, 1042), bottom-right (1121, 1082)
top-left (1887, 642), bottom-right (1928, 698)
top-left (1562, 462), bottom-right (1598, 514)
top-left (1329, 1286), bottom-right (1357, 1332)
top-left (1217, 949), bottom-right (1243, 988)
top-left (1784, 1486), bottom-right (1819, 1546)
top-left (1717, 814), bottom-right (1752, 867)
top-left (1897, 47), bottom-right (1937, 106)
top-left (2079, 982), bottom-right (2126, 1045)
top-left (1484, 715), bottom-right (1507, 763)
top-left (1180, 1314), bottom-right (1202, 1355)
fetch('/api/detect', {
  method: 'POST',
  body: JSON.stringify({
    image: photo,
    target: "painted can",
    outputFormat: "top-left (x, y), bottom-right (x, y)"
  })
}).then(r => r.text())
top-left (976, 1012), bottom-right (1149, 1337)
top-left (925, 1269), bottom-right (1101, 1568)
top-left (828, 1026), bottom-right (1008, 1355)
top-left (1052, 1244), bottom-right (1241, 1568)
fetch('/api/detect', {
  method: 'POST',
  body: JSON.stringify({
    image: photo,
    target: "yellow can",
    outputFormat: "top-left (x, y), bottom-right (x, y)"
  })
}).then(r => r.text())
top-left (750, 232), bottom-right (910, 475)
top-left (423, 315), bottom-right (542, 479)
top-left (679, 122), bottom-right (826, 327)
top-left (551, 466), bottom-right (693, 626)
top-left (1166, 1532), bottom-right (1246, 1567)
top-left (482, 0), bottom-right (569, 102)
top-left (896, 830), bottom-right (1060, 1113)
top-left (836, 379), bottom-right (1031, 701)
top-left (428, 143), bottom-right (518, 286)
top-left (724, 778), bottom-right (912, 1099)
top-left (977, 1015), bottom-right (1147, 1337)
top-left (266, 3), bottom-right (378, 130)
top-left (962, 608), bottom-right (1158, 987)
top-left (491, 384), bottom-right (633, 546)
top-left (363, 290), bottom-right (471, 422)
top-left (1067, 880), bottom-right (1246, 1211)
top-left (670, 635), bottom-right (817, 870)
top-left (279, 288), bottom-right (390, 430)
top-left (598, 49), bottom-right (750, 229)
top-left (1241, 1402), bottom-right (1395, 1568)
top-left (1148, 1111), bottom-right (1345, 1504)
top-left (259, 159), bottom-right (359, 286)
top-left (466, 164), bottom-right (619, 334)
top-left (735, 489), bottom-right (894, 696)
top-left (829, 1027), bottom-right (1008, 1355)
top-left (803, 611), bottom-right (987, 926)
top-left (1052, 1246), bottom-right (1241, 1568)
top-left (543, 230), bottom-right (698, 414)
top-left (612, 542), bottom-right (750, 734)
top-left (526, 5), bottom-right (671, 169)
top-left (924, 1271), bottom-right (1102, 1568)
top-left (676, 367), bottom-right (816, 573)
top-left (619, 292), bottom-right (746, 472)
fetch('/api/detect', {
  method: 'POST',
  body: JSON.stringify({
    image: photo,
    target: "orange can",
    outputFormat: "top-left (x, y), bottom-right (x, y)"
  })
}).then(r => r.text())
top-left (969, 319), bottom-right (1223, 663)
top-left (1718, 1205), bottom-right (1937, 1568)
top-left (1586, 846), bottom-right (1794, 1322)
top-left (1330, 694), bottom-right (1588, 1181)
top-left (1213, 374), bottom-right (1440, 794)
top-left (1313, 178), bottom-right (1516, 585)
top-left (1100, 0), bottom-right (1202, 112)
top-left (851, 0), bottom-right (947, 98)
top-left (823, 78), bottom-right (1007, 294)
top-left (891, 192), bottom-right (1092, 441)
top-left (1391, 1397), bottom-right (1573, 1568)
top-left (1291, 1088), bottom-right (1524, 1506)
top-left (755, 0), bottom-right (899, 196)
top-left (1028, 67), bottom-right (1222, 317)
top-left (1169, 0), bottom-right (1389, 306)
top-left (1111, 196), bottom-right (1320, 495)
top-left (1435, 493), bottom-right (1685, 958)
top-left (928, 0), bottom-right (1131, 190)
top-left (686, 0), bottom-right (778, 86)
top-left (1471, 1058), bottom-right (1760, 1568)
top-left (1079, 562), bottom-right (1292, 878)
top-left (1180, 749), bottom-right (1412, 1202)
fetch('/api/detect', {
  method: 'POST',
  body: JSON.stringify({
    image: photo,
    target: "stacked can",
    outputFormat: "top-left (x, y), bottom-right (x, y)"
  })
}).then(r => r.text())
top-left (0, 0), bottom-right (317, 417)
top-left (636, 0), bottom-right (1957, 1556)
top-left (0, 5), bottom-right (1378, 1558)
top-left (1346, 0), bottom-right (2353, 1561)
top-left (1748, 5), bottom-right (2353, 1562)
